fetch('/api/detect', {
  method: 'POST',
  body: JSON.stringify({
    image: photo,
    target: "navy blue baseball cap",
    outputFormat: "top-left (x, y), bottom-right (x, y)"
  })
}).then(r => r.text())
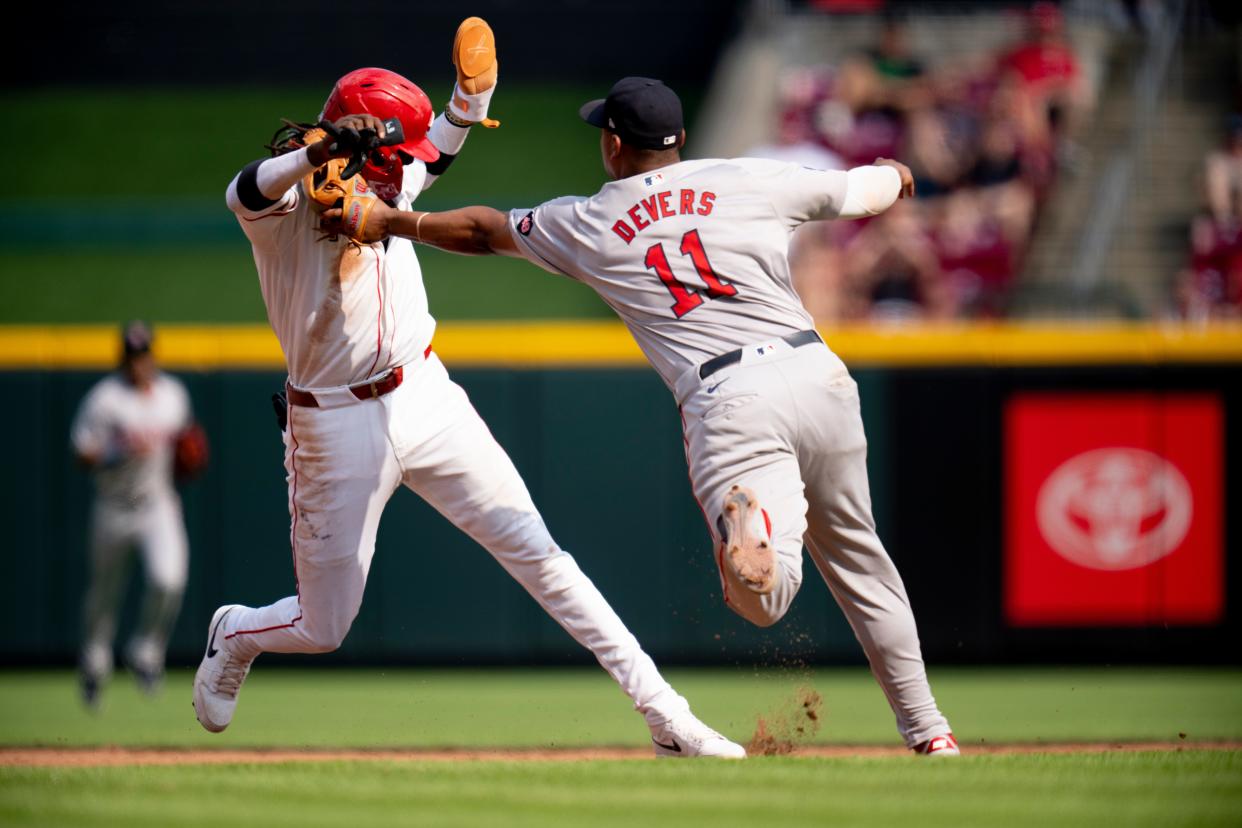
top-left (579, 77), bottom-right (684, 151)
top-left (121, 320), bottom-right (153, 357)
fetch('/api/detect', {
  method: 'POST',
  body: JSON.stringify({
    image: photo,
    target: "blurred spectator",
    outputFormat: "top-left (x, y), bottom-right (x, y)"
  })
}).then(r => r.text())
top-left (1175, 217), bottom-right (1241, 320)
top-left (968, 104), bottom-right (1038, 248)
top-left (934, 191), bottom-right (1017, 317)
top-left (767, 3), bottom-right (1085, 323)
top-left (839, 12), bottom-right (931, 113)
top-left (841, 202), bottom-right (956, 322)
top-left (995, 1), bottom-right (1093, 165)
top-left (747, 70), bottom-right (849, 323)
top-left (749, 69), bottom-right (847, 171)
top-left (810, 0), bottom-right (885, 11)
top-left (822, 14), bottom-right (926, 166)
top-left (1176, 116), bottom-right (1242, 320)
top-left (1204, 114), bottom-right (1242, 228)
top-left (868, 15), bottom-right (927, 83)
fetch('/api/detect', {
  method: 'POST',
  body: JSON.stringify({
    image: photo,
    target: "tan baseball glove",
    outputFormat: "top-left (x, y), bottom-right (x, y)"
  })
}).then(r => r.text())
top-left (265, 120), bottom-right (385, 244)
top-left (299, 127), bottom-right (379, 242)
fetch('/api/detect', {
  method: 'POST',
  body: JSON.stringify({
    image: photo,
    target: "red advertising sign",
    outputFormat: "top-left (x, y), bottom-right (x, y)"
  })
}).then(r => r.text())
top-left (1004, 393), bottom-right (1224, 627)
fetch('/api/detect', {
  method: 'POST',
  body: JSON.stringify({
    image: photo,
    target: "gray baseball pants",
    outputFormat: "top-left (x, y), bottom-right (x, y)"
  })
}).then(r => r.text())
top-left (675, 338), bottom-right (951, 747)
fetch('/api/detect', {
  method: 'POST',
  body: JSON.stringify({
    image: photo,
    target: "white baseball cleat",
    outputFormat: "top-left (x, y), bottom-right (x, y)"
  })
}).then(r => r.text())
top-left (79, 669), bottom-right (104, 712)
top-left (650, 712), bottom-right (747, 759)
top-left (79, 646), bottom-right (111, 712)
top-left (718, 485), bottom-right (777, 594)
top-left (193, 605), bottom-right (253, 733)
top-left (125, 640), bottom-right (165, 697)
top-left (912, 732), bottom-right (961, 757)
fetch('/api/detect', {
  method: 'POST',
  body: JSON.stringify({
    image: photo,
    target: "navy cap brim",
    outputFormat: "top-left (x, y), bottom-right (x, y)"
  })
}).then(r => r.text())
top-left (579, 98), bottom-right (608, 128)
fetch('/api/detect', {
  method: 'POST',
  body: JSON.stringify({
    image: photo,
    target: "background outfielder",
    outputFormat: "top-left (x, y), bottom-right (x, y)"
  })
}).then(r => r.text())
top-left (198, 23), bottom-right (743, 758)
top-left (72, 321), bottom-right (206, 708)
top-left (329, 76), bottom-right (959, 756)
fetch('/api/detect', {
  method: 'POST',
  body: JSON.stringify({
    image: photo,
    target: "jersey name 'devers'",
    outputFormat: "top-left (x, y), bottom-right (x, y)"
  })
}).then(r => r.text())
top-left (611, 188), bottom-right (716, 244)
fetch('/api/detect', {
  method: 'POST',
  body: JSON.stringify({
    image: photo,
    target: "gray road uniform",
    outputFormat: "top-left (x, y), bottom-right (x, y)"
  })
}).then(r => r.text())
top-left (71, 372), bottom-right (192, 683)
top-left (507, 157), bottom-right (952, 747)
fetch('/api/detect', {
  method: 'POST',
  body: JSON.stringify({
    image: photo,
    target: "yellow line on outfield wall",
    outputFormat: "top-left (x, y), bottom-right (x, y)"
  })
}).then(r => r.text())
top-left (0, 321), bottom-right (1239, 369)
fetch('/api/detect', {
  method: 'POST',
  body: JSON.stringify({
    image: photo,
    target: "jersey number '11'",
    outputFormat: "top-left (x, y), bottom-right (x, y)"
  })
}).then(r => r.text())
top-left (644, 229), bottom-right (738, 318)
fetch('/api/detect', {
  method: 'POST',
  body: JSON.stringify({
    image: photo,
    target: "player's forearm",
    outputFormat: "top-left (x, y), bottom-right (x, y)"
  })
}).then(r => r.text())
top-left (226, 148), bottom-right (317, 214)
top-left (389, 206), bottom-right (512, 256)
top-left (420, 114), bottom-right (471, 191)
top-left (422, 57), bottom-right (500, 191)
top-left (837, 165), bottom-right (903, 219)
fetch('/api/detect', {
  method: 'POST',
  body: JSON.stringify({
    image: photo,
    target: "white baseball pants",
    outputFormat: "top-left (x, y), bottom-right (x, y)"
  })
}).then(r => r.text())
top-left (675, 339), bottom-right (951, 747)
top-left (80, 495), bottom-right (188, 677)
top-left (218, 353), bottom-right (688, 726)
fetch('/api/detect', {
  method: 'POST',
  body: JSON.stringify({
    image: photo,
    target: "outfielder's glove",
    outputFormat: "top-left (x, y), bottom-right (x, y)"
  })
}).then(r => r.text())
top-left (173, 422), bottom-right (209, 482)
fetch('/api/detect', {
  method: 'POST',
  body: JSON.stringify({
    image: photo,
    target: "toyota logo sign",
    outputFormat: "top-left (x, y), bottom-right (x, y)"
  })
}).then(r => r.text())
top-left (1036, 448), bottom-right (1193, 572)
top-left (1005, 393), bottom-right (1222, 627)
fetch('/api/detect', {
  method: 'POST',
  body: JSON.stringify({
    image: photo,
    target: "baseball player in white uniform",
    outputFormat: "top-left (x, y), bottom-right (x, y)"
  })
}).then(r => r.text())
top-left (198, 25), bottom-right (744, 759)
top-left (72, 321), bottom-right (193, 708)
top-left (326, 76), bottom-right (960, 756)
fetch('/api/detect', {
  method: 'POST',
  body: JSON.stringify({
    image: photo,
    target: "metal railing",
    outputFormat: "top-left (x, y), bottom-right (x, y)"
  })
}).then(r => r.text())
top-left (1066, 0), bottom-right (1187, 304)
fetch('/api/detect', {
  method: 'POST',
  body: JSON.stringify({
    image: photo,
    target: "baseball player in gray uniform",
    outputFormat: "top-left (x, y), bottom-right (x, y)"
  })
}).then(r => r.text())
top-left (199, 27), bottom-right (743, 759)
top-left (325, 76), bottom-right (959, 756)
top-left (72, 321), bottom-right (194, 708)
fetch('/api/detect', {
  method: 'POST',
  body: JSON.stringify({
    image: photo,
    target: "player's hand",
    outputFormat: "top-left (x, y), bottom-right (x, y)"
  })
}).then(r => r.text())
top-left (873, 158), bottom-right (916, 199)
top-left (319, 200), bottom-right (394, 244)
top-left (307, 115), bottom-right (389, 164)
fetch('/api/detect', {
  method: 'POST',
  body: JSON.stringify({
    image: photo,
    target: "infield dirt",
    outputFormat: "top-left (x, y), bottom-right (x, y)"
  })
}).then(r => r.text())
top-left (2, 741), bottom-right (1238, 767)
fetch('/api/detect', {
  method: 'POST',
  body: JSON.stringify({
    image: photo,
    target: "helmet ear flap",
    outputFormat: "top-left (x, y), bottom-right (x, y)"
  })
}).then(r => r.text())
top-left (360, 154), bottom-right (404, 202)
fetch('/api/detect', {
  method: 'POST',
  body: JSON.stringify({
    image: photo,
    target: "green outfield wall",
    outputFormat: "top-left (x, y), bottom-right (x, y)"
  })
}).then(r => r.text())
top-left (1, 367), bottom-right (872, 667)
top-left (2, 325), bottom-right (1239, 667)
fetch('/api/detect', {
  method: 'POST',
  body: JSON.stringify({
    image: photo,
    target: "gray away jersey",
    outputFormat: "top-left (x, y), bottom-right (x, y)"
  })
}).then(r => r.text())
top-left (508, 157), bottom-right (852, 390)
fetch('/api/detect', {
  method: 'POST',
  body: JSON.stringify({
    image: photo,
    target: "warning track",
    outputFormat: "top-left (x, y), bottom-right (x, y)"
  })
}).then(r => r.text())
top-left (2, 742), bottom-right (1238, 767)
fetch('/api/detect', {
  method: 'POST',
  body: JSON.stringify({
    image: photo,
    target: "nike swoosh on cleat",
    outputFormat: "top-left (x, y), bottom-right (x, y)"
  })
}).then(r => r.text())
top-left (652, 737), bottom-right (682, 753)
top-left (206, 609), bottom-right (232, 658)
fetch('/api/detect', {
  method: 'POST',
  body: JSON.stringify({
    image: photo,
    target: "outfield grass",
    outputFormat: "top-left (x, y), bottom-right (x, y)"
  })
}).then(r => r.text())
top-left (1, 752), bottom-right (1238, 827)
top-left (1, 667), bottom-right (1239, 749)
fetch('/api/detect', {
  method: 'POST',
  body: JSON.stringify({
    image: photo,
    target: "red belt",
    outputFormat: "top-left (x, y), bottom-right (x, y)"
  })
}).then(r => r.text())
top-left (285, 345), bottom-right (431, 408)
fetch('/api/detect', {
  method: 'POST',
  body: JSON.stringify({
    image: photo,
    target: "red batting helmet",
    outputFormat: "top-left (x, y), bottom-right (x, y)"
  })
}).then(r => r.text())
top-left (321, 68), bottom-right (440, 200)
